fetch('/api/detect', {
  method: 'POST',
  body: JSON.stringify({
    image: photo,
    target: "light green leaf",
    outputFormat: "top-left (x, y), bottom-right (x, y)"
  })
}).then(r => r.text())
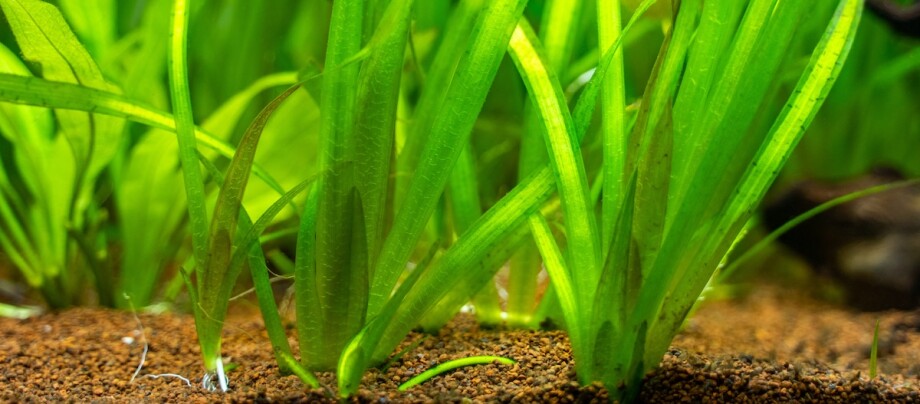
top-left (0, 73), bottom-right (291, 204)
top-left (0, 0), bottom-right (120, 179)
top-left (507, 18), bottom-right (599, 321)
top-left (398, 356), bottom-right (515, 391)
top-left (369, 0), bottom-right (529, 317)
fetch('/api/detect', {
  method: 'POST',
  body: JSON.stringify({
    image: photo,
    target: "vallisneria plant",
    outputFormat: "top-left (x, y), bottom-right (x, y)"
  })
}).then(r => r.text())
top-left (506, 0), bottom-right (862, 399)
top-left (0, 0), bottom-right (865, 401)
top-left (334, 0), bottom-right (859, 399)
top-left (0, 0), bottom-right (306, 311)
top-left (330, 0), bottom-right (861, 399)
top-left (0, 0), bottom-right (123, 308)
top-left (0, 0), bottom-right (308, 389)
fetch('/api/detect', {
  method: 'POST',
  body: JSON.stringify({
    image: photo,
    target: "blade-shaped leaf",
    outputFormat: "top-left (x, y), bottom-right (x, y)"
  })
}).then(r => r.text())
top-left (193, 84), bottom-right (303, 374)
top-left (369, 0), bottom-right (529, 316)
top-left (0, 73), bottom-right (291, 202)
top-left (508, 19), bottom-right (600, 314)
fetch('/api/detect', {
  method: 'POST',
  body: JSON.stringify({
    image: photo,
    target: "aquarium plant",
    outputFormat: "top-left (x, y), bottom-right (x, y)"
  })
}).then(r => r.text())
top-left (496, 0), bottom-right (863, 398)
top-left (0, 0), bottom-right (308, 389)
top-left (0, 0), bottom-right (308, 311)
top-left (0, 0), bottom-right (864, 400)
top-left (0, 0), bottom-right (124, 308)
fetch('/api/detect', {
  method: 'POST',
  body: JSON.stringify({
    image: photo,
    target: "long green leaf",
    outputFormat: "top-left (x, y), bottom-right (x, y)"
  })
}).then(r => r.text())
top-left (278, 352), bottom-right (321, 389)
top-left (667, 0), bottom-right (807, 233)
top-left (507, 18), bottom-right (599, 322)
top-left (229, 175), bottom-right (317, 276)
top-left (870, 319), bottom-right (880, 379)
top-left (595, 172), bottom-right (638, 320)
top-left (0, 73), bottom-right (293, 204)
top-left (247, 231), bottom-right (297, 375)
top-left (306, 0), bottom-right (366, 371)
top-left (670, 0), bottom-right (777, 192)
top-left (112, 72), bottom-right (299, 308)
top-left (393, 0), bottom-right (482, 212)
top-left (368, 0), bottom-right (529, 316)
top-left (622, 2), bottom-right (688, 285)
top-left (293, 185), bottom-right (322, 370)
top-left (636, 0), bottom-right (808, 320)
top-left (205, 84), bottom-right (304, 290)
top-left (528, 214), bottom-right (583, 374)
top-left (724, 179), bottom-right (920, 275)
top-left (167, 0), bottom-right (216, 376)
top-left (570, 0), bottom-right (658, 142)
top-left (353, 0), bottom-right (414, 267)
top-left (201, 72), bottom-right (300, 141)
top-left (597, 0), bottom-right (628, 253)
top-left (517, 0), bottom-right (584, 178)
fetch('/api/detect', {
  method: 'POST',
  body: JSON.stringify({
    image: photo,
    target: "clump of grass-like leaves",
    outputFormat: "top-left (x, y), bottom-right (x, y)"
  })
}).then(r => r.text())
top-left (0, 0), bottom-right (866, 401)
top-left (509, 0), bottom-right (863, 398)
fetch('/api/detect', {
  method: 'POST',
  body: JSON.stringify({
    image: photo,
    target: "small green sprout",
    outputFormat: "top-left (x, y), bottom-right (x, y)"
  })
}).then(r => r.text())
top-left (398, 356), bottom-right (516, 392)
top-left (870, 319), bottom-right (880, 380)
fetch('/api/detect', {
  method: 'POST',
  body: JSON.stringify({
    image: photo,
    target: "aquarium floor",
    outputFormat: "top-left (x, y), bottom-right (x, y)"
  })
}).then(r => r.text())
top-left (1, 285), bottom-right (918, 403)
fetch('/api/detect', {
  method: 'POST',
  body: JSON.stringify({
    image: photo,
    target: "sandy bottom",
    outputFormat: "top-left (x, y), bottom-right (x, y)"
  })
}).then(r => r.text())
top-left (1, 285), bottom-right (918, 402)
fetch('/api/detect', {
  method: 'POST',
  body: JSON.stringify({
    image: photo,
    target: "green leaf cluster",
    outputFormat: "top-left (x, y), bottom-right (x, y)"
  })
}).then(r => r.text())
top-left (0, 0), bottom-right (869, 400)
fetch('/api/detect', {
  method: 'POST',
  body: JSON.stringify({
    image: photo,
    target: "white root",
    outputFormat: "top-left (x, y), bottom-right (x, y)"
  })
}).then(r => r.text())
top-left (124, 294), bottom-right (193, 388)
top-left (144, 373), bottom-right (191, 386)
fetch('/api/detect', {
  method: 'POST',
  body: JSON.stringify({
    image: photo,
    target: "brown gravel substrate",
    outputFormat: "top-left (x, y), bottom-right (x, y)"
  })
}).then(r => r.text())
top-left (1, 285), bottom-right (918, 402)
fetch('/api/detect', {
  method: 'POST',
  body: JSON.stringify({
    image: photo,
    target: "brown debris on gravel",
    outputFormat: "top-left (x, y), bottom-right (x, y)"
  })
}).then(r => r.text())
top-left (1, 285), bottom-right (919, 402)
top-left (642, 349), bottom-right (919, 402)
